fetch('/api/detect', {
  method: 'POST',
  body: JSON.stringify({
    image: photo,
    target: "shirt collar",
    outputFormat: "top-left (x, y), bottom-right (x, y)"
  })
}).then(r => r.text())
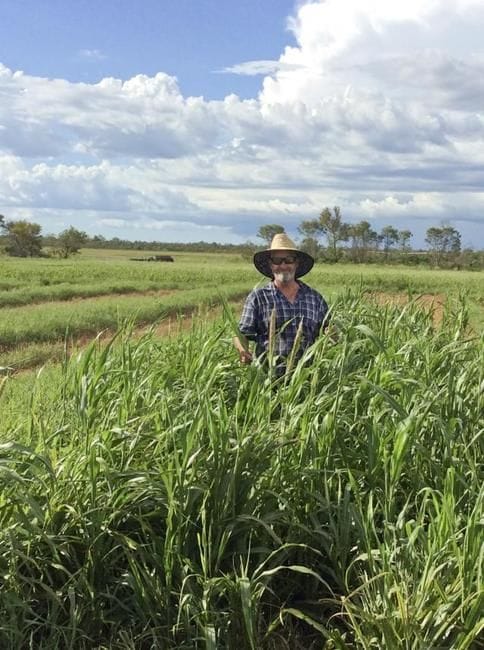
top-left (268, 280), bottom-right (305, 292)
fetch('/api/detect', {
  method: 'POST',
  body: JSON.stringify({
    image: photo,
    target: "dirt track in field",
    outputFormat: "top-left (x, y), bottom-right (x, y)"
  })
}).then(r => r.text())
top-left (0, 298), bottom-right (245, 375)
top-left (70, 301), bottom-right (244, 347)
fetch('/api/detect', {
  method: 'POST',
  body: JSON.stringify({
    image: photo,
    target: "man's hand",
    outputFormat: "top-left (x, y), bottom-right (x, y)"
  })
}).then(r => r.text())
top-left (239, 349), bottom-right (253, 365)
top-left (326, 324), bottom-right (340, 344)
top-left (233, 336), bottom-right (253, 364)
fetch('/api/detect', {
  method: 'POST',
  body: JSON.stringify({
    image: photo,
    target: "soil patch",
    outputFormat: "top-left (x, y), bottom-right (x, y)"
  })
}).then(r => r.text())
top-left (365, 292), bottom-right (446, 326)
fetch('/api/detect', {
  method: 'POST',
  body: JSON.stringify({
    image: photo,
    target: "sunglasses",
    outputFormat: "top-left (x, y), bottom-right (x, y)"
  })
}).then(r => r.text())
top-left (270, 255), bottom-right (297, 265)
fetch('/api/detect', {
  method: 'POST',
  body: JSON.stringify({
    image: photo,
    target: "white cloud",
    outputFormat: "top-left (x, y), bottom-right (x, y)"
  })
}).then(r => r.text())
top-left (1, 0), bottom-right (484, 246)
top-left (218, 60), bottom-right (303, 76)
top-left (78, 49), bottom-right (106, 61)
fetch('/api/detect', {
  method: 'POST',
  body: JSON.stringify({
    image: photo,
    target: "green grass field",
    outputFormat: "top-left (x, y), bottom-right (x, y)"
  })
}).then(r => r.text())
top-left (0, 250), bottom-right (483, 647)
top-left (1, 249), bottom-right (483, 372)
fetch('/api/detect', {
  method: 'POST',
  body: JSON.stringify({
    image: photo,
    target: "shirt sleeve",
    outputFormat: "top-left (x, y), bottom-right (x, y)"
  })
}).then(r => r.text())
top-left (238, 291), bottom-right (259, 341)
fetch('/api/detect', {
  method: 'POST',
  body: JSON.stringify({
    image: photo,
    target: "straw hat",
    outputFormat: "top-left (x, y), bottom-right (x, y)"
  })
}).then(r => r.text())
top-left (253, 233), bottom-right (314, 278)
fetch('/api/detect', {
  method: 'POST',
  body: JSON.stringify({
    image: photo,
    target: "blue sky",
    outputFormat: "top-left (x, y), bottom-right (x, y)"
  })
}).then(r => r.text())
top-left (1, 0), bottom-right (296, 99)
top-left (1, 0), bottom-right (484, 248)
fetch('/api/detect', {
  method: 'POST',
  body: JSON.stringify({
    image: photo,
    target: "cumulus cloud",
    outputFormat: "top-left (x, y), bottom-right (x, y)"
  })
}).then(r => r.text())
top-left (1, 0), bottom-right (484, 245)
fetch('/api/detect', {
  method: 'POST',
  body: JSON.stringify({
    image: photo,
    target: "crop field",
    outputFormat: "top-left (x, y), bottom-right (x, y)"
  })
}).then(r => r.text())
top-left (0, 250), bottom-right (483, 648)
top-left (1, 249), bottom-right (483, 372)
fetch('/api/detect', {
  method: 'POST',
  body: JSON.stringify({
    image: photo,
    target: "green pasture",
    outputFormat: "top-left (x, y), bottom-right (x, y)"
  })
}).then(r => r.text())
top-left (0, 250), bottom-right (483, 371)
top-left (0, 294), bottom-right (482, 648)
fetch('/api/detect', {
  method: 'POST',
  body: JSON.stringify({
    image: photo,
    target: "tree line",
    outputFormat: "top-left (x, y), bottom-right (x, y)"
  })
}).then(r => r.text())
top-left (0, 215), bottom-right (246, 258)
top-left (0, 216), bottom-right (88, 259)
top-left (257, 208), bottom-right (481, 269)
top-left (1, 211), bottom-right (482, 269)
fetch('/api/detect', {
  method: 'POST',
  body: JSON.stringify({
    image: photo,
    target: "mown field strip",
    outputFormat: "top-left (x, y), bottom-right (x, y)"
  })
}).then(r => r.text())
top-left (0, 281), bottom-right (178, 308)
top-left (0, 255), bottom-right (255, 288)
top-left (0, 283), bottom-right (252, 350)
top-left (0, 299), bottom-right (246, 372)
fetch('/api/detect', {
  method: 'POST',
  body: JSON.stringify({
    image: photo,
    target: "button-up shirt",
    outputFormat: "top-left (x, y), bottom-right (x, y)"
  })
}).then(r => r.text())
top-left (239, 281), bottom-right (329, 364)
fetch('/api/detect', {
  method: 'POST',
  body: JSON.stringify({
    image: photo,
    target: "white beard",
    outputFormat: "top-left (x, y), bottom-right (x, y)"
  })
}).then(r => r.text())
top-left (273, 270), bottom-right (296, 284)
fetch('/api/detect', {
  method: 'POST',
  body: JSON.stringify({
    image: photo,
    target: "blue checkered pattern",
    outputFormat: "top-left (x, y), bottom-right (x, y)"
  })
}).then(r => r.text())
top-left (239, 281), bottom-right (330, 362)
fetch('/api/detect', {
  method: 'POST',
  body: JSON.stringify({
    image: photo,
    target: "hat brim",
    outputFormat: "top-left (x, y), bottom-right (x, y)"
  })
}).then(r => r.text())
top-left (253, 250), bottom-right (314, 278)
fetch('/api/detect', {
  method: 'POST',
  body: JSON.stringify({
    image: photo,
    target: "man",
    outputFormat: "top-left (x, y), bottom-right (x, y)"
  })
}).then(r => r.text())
top-left (234, 233), bottom-right (330, 374)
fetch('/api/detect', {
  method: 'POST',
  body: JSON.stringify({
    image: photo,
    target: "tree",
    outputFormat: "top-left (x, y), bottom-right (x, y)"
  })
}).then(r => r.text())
top-left (380, 225), bottom-right (400, 257)
top-left (89, 234), bottom-right (106, 249)
top-left (54, 226), bottom-right (89, 258)
top-left (257, 224), bottom-right (285, 245)
top-left (298, 220), bottom-right (320, 259)
top-left (299, 207), bottom-right (349, 261)
top-left (0, 218), bottom-right (43, 257)
top-left (398, 229), bottom-right (413, 252)
top-left (348, 220), bottom-right (379, 263)
top-left (0, 215), bottom-right (5, 248)
top-left (425, 225), bottom-right (461, 266)
top-left (299, 236), bottom-right (320, 259)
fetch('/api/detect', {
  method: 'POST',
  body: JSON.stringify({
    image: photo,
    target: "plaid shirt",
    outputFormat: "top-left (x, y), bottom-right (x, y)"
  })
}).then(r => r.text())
top-left (239, 281), bottom-right (329, 362)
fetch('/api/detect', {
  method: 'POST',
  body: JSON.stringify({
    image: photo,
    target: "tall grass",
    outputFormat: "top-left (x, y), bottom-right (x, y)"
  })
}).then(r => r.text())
top-left (0, 294), bottom-right (482, 648)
